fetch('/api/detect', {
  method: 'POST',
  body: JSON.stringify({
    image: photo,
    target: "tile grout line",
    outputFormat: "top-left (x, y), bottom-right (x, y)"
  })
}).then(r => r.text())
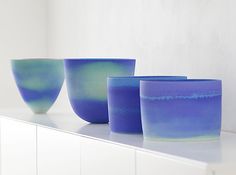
top-left (0, 119), bottom-right (2, 175)
top-left (36, 126), bottom-right (38, 175)
top-left (135, 150), bottom-right (137, 175)
top-left (80, 139), bottom-right (82, 175)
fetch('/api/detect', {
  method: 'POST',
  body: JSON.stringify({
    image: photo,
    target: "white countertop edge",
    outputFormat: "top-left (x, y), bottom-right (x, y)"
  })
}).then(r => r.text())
top-left (0, 113), bottom-right (217, 168)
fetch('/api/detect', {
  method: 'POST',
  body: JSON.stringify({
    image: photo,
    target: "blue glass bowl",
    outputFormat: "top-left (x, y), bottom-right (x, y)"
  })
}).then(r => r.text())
top-left (11, 59), bottom-right (64, 114)
top-left (107, 76), bottom-right (187, 133)
top-left (140, 79), bottom-right (222, 141)
top-left (64, 58), bottom-right (135, 123)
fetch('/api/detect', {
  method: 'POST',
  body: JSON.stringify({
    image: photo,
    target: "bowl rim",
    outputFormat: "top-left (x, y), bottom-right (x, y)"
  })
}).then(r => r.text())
top-left (64, 58), bottom-right (135, 61)
top-left (108, 76), bottom-right (187, 79)
top-left (11, 58), bottom-right (63, 61)
top-left (140, 79), bottom-right (221, 83)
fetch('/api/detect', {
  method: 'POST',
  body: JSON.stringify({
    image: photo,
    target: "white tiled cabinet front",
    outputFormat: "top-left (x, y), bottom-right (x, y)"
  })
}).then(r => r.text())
top-left (136, 151), bottom-right (209, 175)
top-left (0, 118), bottom-right (37, 175)
top-left (37, 126), bottom-right (81, 175)
top-left (81, 138), bottom-right (135, 175)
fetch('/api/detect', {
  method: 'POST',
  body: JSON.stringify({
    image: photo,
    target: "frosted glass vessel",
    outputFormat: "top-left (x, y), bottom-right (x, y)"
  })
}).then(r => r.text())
top-left (107, 76), bottom-right (187, 133)
top-left (11, 59), bottom-right (64, 114)
top-left (140, 79), bottom-right (222, 141)
top-left (64, 58), bottom-right (135, 123)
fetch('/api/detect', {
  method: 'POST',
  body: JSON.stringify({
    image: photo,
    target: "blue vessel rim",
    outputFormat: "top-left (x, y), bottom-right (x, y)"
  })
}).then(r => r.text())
top-left (64, 58), bottom-right (135, 61)
top-left (140, 79), bottom-right (221, 82)
top-left (108, 76), bottom-right (187, 79)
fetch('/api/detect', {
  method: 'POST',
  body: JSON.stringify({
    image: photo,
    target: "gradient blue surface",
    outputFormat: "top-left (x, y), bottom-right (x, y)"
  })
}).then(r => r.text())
top-left (11, 59), bottom-right (64, 114)
top-left (140, 79), bottom-right (222, 141)
top-left (108, 76), bottom-right (187, 133)
top-left (64, 58), bottom-right (135, 123)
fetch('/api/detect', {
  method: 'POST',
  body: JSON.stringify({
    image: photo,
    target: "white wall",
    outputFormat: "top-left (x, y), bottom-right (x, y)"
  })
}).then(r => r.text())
top-left (0, 0), bottom-right (236, 132)
top-left (0, 0), bottom-right (48, 108)
top-left (47, 0), bottom-right (236, 132)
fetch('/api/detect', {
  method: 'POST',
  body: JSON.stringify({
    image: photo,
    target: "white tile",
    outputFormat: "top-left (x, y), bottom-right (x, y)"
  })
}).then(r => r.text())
top-left (136, 151), bottom-right (208, 175)
top-left (1, 118), bottom-right (36, 175)
top-left (37, 126), bottom-right (81, 175)
top-left (81, 137), bottom-right (135, 175)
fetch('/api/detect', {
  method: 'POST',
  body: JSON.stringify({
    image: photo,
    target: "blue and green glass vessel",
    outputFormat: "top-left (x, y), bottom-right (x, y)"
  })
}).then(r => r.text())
top-left (107, 76), bottom-right (187, 133)
top-left (140, 79), bottom-right (222, 141)
top-left (64, 58), bottom-right (135, 123)
top-left (11, 59), bottom-right (64, 114)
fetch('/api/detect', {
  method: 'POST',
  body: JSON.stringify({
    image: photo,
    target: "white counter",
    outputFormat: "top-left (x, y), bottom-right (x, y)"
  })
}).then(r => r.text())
top-left (0, 108), bottom-right (235, 175)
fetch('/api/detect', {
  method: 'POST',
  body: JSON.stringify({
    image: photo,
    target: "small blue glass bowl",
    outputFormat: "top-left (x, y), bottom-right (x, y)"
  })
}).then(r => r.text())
top-left (64, 58), bottom-right (135, 123)
top-left (107, 76), bottom-right (187, 133)
top-left (11, 59), bottom-right (64, 114)
top-left (140, 79), bottom-right (222, 141)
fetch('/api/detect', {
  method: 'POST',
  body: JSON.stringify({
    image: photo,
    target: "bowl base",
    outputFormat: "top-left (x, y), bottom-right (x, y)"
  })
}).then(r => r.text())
top-left (144, 135), bottom-right (220, 142)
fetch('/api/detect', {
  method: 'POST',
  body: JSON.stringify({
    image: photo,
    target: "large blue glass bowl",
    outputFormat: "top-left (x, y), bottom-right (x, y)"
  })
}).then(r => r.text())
top-left (107, 76), bottom-right (187, 133)
top-left (64, 58), bottom-right (135, 123)
top-left (11, 59), bottom-right (64, 114)
top-left (140, 79), bottom-right (222, 141)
